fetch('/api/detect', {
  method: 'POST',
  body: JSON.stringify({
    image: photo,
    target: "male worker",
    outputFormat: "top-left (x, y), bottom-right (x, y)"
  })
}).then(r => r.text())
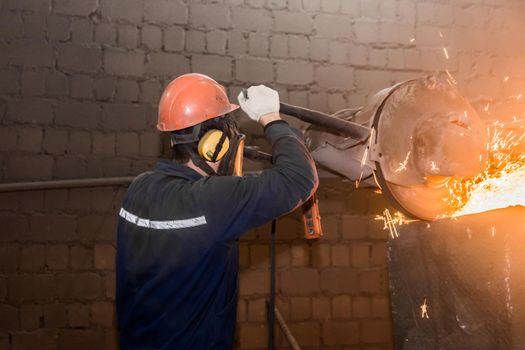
top-left (116, 73), bottom-right (318, 349)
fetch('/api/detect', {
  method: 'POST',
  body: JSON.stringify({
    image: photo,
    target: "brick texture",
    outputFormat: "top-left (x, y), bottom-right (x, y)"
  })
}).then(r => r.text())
top-left (11, 330), bottom-right (57, 350)
top-left (55, 0), bottom-right (97, 16)
top-left (59, 329), bottom-right (105, 350)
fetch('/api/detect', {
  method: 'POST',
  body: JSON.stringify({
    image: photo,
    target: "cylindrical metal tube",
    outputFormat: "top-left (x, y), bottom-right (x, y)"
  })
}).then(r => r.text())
top-left (274, 306), bottom-right (301, 350)
top-left (280, 102), bottom-right (371, 141)
top-left (0, 176), bottom-right (135, 193)
top-left (243, 146), bottom-right (272, 162)
top-left (0, 146), bottom-right (273, 194)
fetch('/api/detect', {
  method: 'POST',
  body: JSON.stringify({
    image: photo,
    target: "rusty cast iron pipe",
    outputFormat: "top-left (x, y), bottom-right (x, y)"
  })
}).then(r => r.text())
top-left (279, 102), bottom-right (371, 141)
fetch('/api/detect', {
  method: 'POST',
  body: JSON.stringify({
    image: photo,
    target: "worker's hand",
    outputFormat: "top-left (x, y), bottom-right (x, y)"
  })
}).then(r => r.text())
top-left (237, 85), bottom-right (280, 123)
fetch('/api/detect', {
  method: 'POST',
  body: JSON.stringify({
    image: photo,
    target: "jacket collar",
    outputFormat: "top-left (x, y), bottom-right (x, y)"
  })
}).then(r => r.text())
top-left (154, 159), bottom-right (204, 181)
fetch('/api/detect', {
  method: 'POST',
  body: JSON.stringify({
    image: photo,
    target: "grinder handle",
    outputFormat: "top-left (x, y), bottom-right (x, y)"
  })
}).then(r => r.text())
top-left (302, 192), bottom-right (323, 239)
top-left (279, 102), bottom-right (371, 141)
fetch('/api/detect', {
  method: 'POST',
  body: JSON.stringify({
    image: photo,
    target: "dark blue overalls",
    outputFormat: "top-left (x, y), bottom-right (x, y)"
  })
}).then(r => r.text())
top-left (116, 121), bottom-right (318, 349)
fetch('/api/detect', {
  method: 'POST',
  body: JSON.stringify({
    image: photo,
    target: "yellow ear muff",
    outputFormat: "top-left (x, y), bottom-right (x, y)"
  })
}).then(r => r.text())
top-left (198, 129), bottom-right (230, 162)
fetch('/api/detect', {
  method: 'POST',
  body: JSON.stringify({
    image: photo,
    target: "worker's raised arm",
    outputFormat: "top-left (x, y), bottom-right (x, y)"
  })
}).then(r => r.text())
top-left (202, 85), bottom-right (319, 240)
top-left (239, 86), bottom-right (319, 210)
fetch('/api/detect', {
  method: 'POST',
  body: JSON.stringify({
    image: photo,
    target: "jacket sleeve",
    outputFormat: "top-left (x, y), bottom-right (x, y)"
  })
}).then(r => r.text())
top-left (200, 120), bottom-right (319, 241)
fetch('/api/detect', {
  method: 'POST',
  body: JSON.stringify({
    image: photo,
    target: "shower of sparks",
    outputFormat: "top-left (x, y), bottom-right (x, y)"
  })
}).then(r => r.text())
top-left (443, 47), bottom-right (449, 60)
top-left (446, 122), bottom-right (525, 217)
top-left (395, 151), bottom-right (411, 172)
top-left (375, 209), bottom-right (418, 238)
top-left (420, 299), bottom-right (430, 319)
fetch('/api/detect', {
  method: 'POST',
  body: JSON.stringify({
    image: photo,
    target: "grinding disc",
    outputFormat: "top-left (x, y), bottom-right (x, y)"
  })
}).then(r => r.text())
top-left (371, 77), bottom-right (488, 220)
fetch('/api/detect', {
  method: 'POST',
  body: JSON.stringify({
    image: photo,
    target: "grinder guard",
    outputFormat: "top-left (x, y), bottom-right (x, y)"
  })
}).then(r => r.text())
top-left (370, 77), bottom-right (487, 186)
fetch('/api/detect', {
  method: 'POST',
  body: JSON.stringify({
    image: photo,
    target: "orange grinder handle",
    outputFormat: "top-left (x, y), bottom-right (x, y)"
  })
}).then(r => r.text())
top-left (302, 193), bottom-right (323, 239)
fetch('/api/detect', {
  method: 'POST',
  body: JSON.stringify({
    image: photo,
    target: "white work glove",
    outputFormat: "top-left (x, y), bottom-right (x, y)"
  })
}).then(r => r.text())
top-left (237, 85), bottom-right (280, 122)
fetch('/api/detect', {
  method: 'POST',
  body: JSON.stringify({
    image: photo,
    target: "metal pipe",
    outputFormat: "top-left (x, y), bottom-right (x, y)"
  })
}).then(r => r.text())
top-left (244, 146), bottom-right (272, 162)
top-left (268, 220), bottom-right (277, 350)
top-left (274, 306), bottom-right (301, 350)
top-left (0, 176), bottom-right (135, 193)
top-left (279, 102), bottom-right (371, 141)
top-left (0, 146), bottom-right (275, 194)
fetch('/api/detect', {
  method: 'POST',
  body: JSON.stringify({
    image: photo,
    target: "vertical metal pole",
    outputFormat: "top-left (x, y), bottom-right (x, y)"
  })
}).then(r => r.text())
top-left (268, 219), bottom-right (276, 350)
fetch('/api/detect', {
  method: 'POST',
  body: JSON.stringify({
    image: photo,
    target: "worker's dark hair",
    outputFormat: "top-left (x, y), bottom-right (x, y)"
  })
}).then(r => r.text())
top-left (171, 115), bottom-right (236, 163)
top-left (171, 143), bottom-right (192, 163)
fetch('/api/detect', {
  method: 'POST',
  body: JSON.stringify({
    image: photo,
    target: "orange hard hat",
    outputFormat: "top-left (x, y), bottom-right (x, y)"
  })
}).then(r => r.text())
top-left (157, 73), bottom-right (239, 132)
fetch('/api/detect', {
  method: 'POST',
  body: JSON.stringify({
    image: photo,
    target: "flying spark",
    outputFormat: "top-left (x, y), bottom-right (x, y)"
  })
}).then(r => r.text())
top-left (375, 209), bottom-right (417, 239)
top-left (360, 148), bottom-right (368, 167)
top-left (445, 69), bottom-right (457, 85)
top-left (420, 299), bottom-right (430, 319)
top-left (395, 151), bottom-right (411, 172)
top-left (372, 170), bottom-right (383, 190)
top-left (355, 170), bottom-right (364, 189)
top-left (361, 129), bottom-right (375, 168)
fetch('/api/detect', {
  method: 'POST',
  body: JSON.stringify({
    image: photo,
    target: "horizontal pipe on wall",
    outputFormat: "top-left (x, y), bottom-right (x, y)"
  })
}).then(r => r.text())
top-left (0, 148), bottom-right (276, 194)
top-left (0, 176), bottom-right (136, 193)
top-left (0, 170), bottom-right (269, 193)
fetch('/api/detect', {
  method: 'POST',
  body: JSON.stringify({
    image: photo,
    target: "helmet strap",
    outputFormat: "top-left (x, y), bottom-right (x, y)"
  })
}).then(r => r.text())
top-left (210, 130), bottom-right (228, 162)
top-left (171, 124), bottom-right (201, 145)
top-left (189, 150), bottom-right (216, 176)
